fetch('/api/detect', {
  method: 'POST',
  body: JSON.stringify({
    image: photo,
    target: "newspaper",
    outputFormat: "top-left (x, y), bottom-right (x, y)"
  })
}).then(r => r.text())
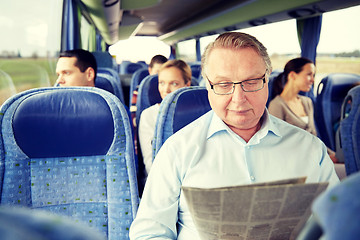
top-left (182, 177), bottom-right (328, 240)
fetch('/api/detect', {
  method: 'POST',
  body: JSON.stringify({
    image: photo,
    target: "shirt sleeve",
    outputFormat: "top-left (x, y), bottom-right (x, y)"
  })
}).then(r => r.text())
top-left (318, 141), bottom-right (340, 188)
top-left (130, 142), bottom-right (181, 239)
top-left (138, 107), bottom-right (156, 175)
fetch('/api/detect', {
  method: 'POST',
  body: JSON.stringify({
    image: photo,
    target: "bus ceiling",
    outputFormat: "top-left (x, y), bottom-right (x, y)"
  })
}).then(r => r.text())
top-left (75, 0), bottom-right (360, 46)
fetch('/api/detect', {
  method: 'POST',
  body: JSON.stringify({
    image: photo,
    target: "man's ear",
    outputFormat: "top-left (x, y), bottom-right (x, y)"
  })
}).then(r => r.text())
top-left (86, 67), bottom-right (96, 82)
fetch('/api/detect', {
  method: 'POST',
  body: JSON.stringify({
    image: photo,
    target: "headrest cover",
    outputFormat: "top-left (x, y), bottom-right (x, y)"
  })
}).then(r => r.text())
top-left (13, 91), bottom-right (114, 158)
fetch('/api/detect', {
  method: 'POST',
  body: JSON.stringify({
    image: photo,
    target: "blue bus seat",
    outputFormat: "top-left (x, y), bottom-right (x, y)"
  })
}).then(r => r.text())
top-left (309, 172), bottom-right (360, 239)
top-left (136, 61), bottom-right (148, 69)
top-left (314, 73), bottom-right (360, 150)
top-left (126, 63), bottom-right (144, 75)
top-left (129, 68), bottom-right (149, 109)
top-left (135, 75), bottom-right (162, 128)
top-left (0, 206), bottom-right (105, 240)
top-left (338, 85), bottom-right (360, 175)
top-left (153, 86), bottom-right (211, 159)
top-left (96, 73), bottom-right (124, 104)
top-left (190, 76), bottom-right (200, 86)
top-left (134, 75), bottom-right (161, 196)
top-left (97, 67), bottom-right (125, 104)
top-left (0, 87), bottom-right (139, 239)
top-left (189, 62), bottom-right (202, 80)
top-left (120, 61), bottom-right (144, 75)
top-left (92, 51), bottom-right (116, 70)
top-left (266, 69), bottom-right (282, 107)
top-left (98, 67), bottom-right (121, 83)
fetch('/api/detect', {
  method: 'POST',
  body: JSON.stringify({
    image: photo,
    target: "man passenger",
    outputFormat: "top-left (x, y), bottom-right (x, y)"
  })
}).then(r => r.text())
top-left (129, 32), bottom-right (339, 239)
top-left (148, 54), bottom-right (168, 75)
top-left (56, 49), bottom-right (97, 87)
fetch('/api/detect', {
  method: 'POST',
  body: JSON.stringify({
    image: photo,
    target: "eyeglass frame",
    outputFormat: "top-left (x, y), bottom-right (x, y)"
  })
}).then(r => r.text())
top-left (205, 70), bottom-right (268, 95)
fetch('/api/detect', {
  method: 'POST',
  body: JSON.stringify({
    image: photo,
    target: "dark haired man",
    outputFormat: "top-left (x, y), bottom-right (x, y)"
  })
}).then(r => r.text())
top-left (56, 49), bottom-right (97, 87)
top-left (148, 54), bottom-right (167, 75)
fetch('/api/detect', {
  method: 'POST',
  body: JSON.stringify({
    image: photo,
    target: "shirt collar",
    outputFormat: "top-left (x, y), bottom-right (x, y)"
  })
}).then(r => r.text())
top-left (207, 109), bottom-right (282, 142)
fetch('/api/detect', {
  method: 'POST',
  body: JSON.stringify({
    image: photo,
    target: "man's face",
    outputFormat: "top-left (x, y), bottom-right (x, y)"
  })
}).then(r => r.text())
top-left (149, 63), bottom-right (163, 75)
top-left (205, 47), bottom-right (268, 133)
top-left (56, 57), bottom-right (94, 87)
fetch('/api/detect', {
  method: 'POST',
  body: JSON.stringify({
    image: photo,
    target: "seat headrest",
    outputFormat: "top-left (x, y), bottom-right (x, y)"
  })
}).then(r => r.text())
top-left (133, 69), bottom-right (149, 87)
top-left (143, 75), bottom-right (162, 106)
top-left (318, 73), bottom-right (360, 99)
top-left (126, 63), bottom-right (144, 74)
top-left (12, 90), bottom-right (114, 158)
top-left (95, 75), bottom-right (115, 95)
top-left (92, 51), bottom-right (114, 69)
top-left (173, 88), bottom-right (211, 132)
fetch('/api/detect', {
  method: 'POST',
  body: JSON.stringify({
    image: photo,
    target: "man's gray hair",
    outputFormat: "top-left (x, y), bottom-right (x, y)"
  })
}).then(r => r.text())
top-left (201, 32), bottom-right (272, 77)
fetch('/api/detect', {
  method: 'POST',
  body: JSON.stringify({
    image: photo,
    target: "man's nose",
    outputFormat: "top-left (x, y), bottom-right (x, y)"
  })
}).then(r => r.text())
top-left (56, 75), bottom-right (63, 84)
top-left (231, 83), bottom-right (246, 102)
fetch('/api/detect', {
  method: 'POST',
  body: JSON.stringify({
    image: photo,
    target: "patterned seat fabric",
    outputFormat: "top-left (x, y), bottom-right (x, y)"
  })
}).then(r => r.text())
top-left (0, 206), bottom-right (105, 240)
top-left (339, 85), bottom-right (360, 175)
top-left (0, 87), bottom-right (139, 239)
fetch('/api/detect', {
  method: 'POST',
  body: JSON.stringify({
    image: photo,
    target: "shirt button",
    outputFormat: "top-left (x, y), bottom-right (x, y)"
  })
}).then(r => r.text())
top-left (250, 176), bottom-right (255, 181)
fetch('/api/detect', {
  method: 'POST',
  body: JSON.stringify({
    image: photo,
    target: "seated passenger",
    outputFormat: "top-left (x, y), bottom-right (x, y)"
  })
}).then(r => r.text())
top-left (138, 59), bottom-right (191, 176)
top-left (130, 54), bottom-right (168, 116)
top-left (56, 49), bottom-right (97, 87)
top-left (268, 58), bottom-right (337, 162)
top-left (130, 32), bottom-right (339, 240)
top-left (148, 54), bottom-right (168, 75)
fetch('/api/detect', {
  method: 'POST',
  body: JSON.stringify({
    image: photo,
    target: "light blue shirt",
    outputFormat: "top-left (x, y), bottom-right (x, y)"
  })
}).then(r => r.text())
top-left (130, 110), bottom-right (339, 240)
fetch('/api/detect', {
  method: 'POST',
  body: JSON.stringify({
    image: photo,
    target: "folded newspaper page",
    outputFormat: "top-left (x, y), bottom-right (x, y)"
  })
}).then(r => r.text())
top-left (182, 177), bottom-right (328, 240)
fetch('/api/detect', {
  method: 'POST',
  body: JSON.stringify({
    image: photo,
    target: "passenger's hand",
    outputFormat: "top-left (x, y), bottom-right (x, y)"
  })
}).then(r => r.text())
top-left (328, 150), bottom-right (338, 163)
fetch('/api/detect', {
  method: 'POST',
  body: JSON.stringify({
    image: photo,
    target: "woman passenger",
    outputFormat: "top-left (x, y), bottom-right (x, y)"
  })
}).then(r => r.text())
top-left (268, 57), bottom-right (337, 162)
top-left (138, 59), bottom-right (192, 176)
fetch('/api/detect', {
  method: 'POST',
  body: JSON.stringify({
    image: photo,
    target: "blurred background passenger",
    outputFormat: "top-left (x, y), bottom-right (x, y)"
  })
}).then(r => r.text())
top-left (139, 59), bottom-right (191, 176)
top-left (56, 49), bottom-right (97, 87)
top-left (268, 57), bottom-right (337, 162)
top-left (148, 55), bottom-right (168, 75)
top-left (131, 54), bottom-right (168, 115)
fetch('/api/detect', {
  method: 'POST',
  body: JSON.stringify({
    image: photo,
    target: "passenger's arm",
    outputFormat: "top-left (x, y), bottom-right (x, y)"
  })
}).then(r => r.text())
top-left (138, 108), bottom-right (156, 174)
top-left (130, 142), bottom-right (181, 239)
top-left (318, 141), bottom-right (340, 188)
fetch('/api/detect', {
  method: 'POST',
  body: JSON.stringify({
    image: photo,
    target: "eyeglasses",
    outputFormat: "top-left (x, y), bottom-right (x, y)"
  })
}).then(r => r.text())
top-left (206, 71), bottom-right (267, 95)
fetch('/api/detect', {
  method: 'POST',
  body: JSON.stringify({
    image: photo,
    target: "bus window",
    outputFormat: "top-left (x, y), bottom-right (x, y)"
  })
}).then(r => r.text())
top-left (200, 35), bottom-right (218, 56)
top-left (177, 39), bottom-right (197, 62)
top-left (80, 14), bottom-right (95, 51)
top-left (0, 70), bottom-right (16, 105)
top-left (109, 36), bottom-right (170, 64)
top-left (0, 0), bottom-right (62, 105)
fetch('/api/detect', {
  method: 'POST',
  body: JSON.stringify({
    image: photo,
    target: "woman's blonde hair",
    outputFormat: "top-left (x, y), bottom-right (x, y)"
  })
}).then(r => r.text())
top-left (159, 59), bottom-right (192, 84)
